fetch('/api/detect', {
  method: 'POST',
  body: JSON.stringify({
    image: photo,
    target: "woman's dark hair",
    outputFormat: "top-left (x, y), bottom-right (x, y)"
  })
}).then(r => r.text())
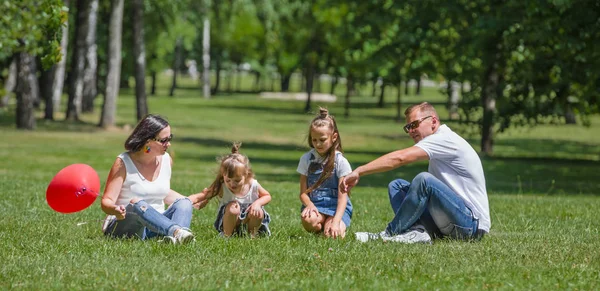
top-left (124, 114), bottom-right (169, 152)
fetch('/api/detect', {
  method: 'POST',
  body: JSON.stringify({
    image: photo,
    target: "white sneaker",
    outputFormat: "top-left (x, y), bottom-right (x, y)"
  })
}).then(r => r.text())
top-left (159, 236), bottom-right (176, 244)
top-left (355, 231), bottom-right (386, 243)
top-left (381, 229), bottom-right (432, 244)
top-left (174, 228), bottom-right (195, 244)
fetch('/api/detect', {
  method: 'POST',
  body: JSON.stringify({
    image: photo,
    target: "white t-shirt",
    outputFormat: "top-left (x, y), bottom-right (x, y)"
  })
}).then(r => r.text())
top-left (296, 149), bottom-right (352, 178)
top-left (116, 152), bottom-right (171, 213)
top-left (415, 124), bottom-right (491, 232)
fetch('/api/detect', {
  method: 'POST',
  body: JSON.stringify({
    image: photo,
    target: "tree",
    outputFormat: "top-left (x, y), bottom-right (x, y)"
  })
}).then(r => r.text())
top-left (132, 0), bottom-right (148, 120)
top-left (0, 0), bottom-right (64, 129)
top-left (99, 0), bottom-right (124, 128)
top-left (47, 0), bottom-right (71, 119)
top-left (82, 0), bottom-right (99, 113)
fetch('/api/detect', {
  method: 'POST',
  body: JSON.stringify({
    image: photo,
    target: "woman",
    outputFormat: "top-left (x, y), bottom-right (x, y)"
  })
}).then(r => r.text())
top-left (101, 114), bottom-right (197, 244)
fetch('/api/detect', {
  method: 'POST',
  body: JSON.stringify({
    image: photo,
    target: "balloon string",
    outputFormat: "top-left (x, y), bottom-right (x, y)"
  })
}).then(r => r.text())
top-left (76, 217), bottom-right (110, 226)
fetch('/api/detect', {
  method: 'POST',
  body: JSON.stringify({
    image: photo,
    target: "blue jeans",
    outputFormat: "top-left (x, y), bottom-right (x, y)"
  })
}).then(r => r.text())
top-left (104, 198), bottom-right (193, 240)
top-left (387, 172), bottom-right (480, 239)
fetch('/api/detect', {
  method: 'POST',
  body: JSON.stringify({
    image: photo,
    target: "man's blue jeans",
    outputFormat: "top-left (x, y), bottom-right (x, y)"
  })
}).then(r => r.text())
top-left (387, 172), bottom-right (480, 239)
top-left (104, 198), bottom-right (193, 240)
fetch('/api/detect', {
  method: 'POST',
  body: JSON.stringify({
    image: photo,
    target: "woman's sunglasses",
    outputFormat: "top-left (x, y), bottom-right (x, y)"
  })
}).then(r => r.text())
top-left (403, 116), bottom-right (432, 133)
top-left (152, 134), bottom-right (173, 145)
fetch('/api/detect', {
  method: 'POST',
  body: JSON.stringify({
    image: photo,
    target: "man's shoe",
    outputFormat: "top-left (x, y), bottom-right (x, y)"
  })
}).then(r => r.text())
top-left (355, 231), bottom-right (386, 243)
top-left (381, 229), bottom-right (432, 244)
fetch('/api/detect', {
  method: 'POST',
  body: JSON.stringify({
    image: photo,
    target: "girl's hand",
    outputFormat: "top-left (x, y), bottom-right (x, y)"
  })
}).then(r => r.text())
top-left (189, 188), bottom-right (209, 209)
top-left (247, 202), bottom-right (263, 219)
top-left (114, 205), bottom-right (126, 220)
top-left (193, 199), bottom-right (209, 210)
top-left (328, 221), bottom-right (342, 239)
top-left (301, 205), bottom-right (319, 218)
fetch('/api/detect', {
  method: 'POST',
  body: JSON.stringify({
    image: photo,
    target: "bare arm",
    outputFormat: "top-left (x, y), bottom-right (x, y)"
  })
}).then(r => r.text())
top-left (164, 189), bottom-right (186, 205)
top-left (342, 146), bottom-right (429, 192)
top-left (254, 184), bottom-right (272, 206)
top-left (332, 178), bottom-right (349, 224)
top-left (100, 158), bottom-right (127, 219)
top-left (299, 174), bottom-right (318, 218)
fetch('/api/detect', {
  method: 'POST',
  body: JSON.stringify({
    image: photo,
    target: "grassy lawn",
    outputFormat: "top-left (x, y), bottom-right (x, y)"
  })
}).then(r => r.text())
top-left (1, 78), bottom-right (599, 289)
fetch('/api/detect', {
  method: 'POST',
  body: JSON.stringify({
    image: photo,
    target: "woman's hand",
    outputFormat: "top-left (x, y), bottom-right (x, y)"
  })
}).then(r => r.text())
top-left (114, 205), bottom-right (126, 220)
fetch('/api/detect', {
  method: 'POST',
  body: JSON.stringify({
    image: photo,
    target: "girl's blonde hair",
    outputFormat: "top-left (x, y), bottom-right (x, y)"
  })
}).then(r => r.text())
top-left (305, 107), bottom-right (344, 195)
top-left (206, 142), bottom-right (254, 199)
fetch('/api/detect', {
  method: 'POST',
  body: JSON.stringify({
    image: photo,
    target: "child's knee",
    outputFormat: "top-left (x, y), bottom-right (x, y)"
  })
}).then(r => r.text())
top-left (301, 216), bottom-right (322, 231)
top-left (225, 202), bottom-right (241, 216)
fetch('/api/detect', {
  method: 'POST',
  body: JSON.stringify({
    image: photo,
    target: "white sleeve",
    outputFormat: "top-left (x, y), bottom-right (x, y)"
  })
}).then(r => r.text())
top-left (415, 133), bottom-right (456, 160)
top-left (296, 152), bottom-right (311, 175)
top-left (335, 154), bottom-right (352, 177)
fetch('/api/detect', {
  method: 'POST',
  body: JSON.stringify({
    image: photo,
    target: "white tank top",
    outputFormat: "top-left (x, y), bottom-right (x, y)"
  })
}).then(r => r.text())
top-left (217, 179), bottom-right (260, 209)
top-left (116, 152), bottom-right (171, 213)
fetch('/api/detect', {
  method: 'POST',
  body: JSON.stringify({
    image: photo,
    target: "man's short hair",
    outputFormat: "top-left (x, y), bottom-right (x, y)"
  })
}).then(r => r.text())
top-left (404, 102), bottom-right (438, 119)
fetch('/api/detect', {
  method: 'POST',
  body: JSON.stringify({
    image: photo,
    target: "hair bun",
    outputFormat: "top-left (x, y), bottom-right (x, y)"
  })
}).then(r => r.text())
top-left (319, 107), bottom-right (328, 118)
top-left (231, 142), bottom-right (242, 154)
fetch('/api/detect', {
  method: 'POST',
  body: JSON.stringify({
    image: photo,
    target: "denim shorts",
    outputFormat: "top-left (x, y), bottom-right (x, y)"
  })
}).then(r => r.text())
top-left (301, 195), bottom-right (352, 227)
top-left (214, 203), bottom-right (271, 236)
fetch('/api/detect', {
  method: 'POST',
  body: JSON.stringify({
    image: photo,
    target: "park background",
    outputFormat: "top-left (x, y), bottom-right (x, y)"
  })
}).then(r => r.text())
top-left (1, 0), bottom-right (599, 289)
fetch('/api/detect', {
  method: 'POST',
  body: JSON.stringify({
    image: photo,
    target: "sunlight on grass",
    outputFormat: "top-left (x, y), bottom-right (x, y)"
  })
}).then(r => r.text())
top-left (1, 76), bottom-right (599, 289)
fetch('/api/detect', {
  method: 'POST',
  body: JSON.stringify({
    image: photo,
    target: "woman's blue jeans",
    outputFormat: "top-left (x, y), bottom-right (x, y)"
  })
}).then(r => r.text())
top-left (104, 198), bottom-right (193, 240)
top-left (386, 172), bottom-right (480, 239)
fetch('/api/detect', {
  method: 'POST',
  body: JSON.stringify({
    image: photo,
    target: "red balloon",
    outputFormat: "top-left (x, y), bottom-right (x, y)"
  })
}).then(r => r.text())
top-left (46, 164), bottom-right (100, 213)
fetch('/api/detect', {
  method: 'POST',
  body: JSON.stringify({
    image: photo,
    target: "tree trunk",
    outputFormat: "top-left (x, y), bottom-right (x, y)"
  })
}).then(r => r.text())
top-left (202, 17), bottom-right (211, 98)
top-left (82, 0), bottom-right (98, 113)
top-left (448, 80), bottom-right (460, 120)
top-left (395, 78), bottom-right (403, 122)
top-left (378, 82), bottom-right (385, 108)
top-left (330, 75), bottom-right (338, 95)
top-left (40, 63), bottom-right (53, 119)
top-left (481, 65), bottom-right (499, 156)
top-left (48, 0), bottom-right (70, 116)
top-left (237, 63), bottom-right (242, 92)
top-left (150, 70), bottom-right (156, 95)
top-left (67, 0), bottom-right (90, 121)
top-left (280, 73), bottom-right (291, 92)
top-left (132, 0), bottom-right (148, 120)
top-left (15, 52), bottom-right (38, 130)
top-left (1, 58), bottom-right (17, 107)
top-left (169, 37), bottom-right (181, 97)
top-left (416, 77), bottom-right (422, 95)
top-left (405, 79), bottom-right (409, 95)
top-left (99, 0), bottom-right (123, 128)
top-left (304, 64), bottom-right (314, 113)
top-left (344, 75), bottom-right (352, 118)
top-left (211, 57), bottom-right (221, 95)
top-left (254, 71), bottom-right (261, 92)
top-left (371, 76), bottom-right (378, 97)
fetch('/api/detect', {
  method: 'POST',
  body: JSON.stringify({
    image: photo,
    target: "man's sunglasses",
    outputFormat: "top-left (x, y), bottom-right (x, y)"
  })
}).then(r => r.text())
top-left (152, 134), bottom-right (173, 145)
top-left (403, 116), bottom-right (432, 133)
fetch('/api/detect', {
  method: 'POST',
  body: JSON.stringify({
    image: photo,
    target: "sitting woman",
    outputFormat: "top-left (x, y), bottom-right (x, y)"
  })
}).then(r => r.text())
top-left (101, 114), bottom-right (198, 244)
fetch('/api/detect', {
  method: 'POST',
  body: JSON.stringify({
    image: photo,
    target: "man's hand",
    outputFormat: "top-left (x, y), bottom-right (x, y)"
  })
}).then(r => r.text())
top-left (341, 171), bottom-right (360, 192)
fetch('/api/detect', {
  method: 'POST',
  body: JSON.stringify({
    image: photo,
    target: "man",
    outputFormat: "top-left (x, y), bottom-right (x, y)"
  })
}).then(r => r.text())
top-left (342, 102), bottom-right (490, 243)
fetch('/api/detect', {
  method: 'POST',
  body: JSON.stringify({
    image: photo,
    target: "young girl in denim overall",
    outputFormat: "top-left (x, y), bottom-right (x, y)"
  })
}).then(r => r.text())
top-left (297, 108), bottom-right (353, 238)
top-left (193, 143), bottom-right (272, 238)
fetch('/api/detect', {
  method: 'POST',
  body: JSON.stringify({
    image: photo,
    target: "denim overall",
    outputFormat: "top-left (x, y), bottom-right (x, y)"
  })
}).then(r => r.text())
top-left (302, 152), bottom-right (353, 226)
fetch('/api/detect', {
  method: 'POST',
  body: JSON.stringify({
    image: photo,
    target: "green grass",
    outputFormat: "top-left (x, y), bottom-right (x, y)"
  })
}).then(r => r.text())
top-left (1, 78), bottom-right (599, 289)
